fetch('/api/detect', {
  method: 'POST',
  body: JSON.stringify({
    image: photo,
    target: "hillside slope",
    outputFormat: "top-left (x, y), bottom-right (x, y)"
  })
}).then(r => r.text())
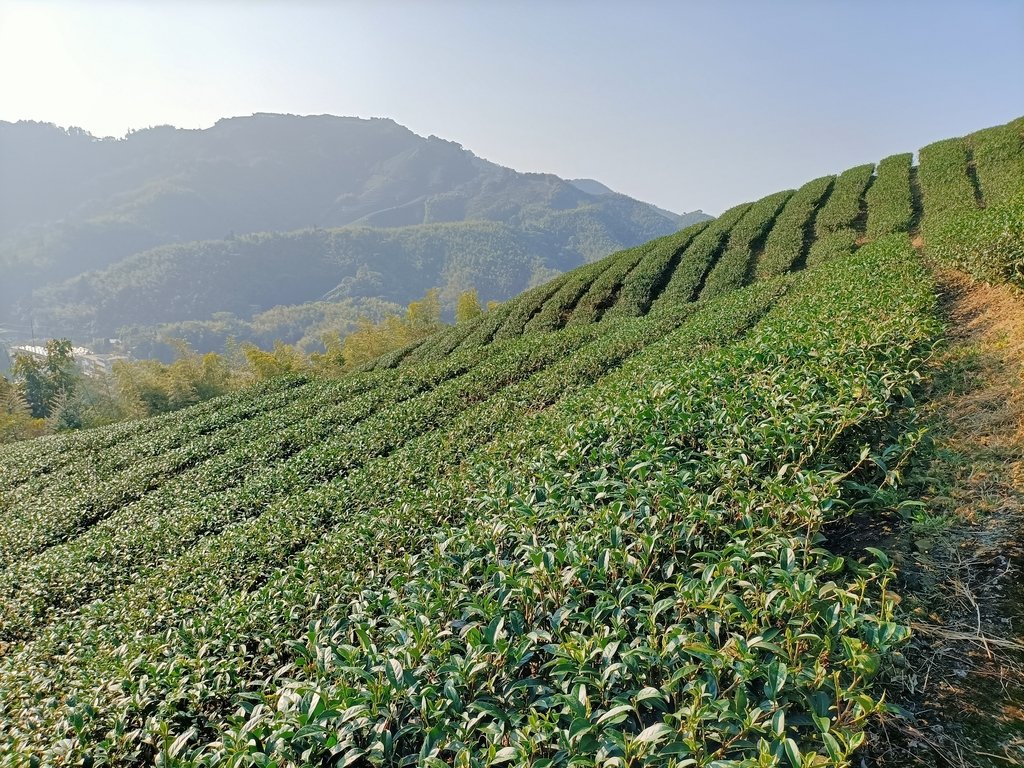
top-left (0, 115), bottom-right (1022, 766)
top-left (0, 114), bottom-right (709, 344)
top-left (25, 215), bottom-right (683, 348)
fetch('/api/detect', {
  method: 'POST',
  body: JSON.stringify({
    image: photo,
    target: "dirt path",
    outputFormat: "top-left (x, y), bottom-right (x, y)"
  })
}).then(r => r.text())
top-left (868, 269), bottom-right (1024, 766)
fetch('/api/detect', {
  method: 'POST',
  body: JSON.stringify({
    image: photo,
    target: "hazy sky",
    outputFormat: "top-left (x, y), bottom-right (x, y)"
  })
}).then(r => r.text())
top-left (1, 0), bottom-right (1022, 214)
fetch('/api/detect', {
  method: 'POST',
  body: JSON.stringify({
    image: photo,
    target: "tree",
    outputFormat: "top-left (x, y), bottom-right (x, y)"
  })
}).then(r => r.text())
top-left (113, 339), bottom-right (237, 416)
top-left (455, 289), bottom-right (483, 323)
top-left (342, 288), bottom-right (445, 369)
top-left (308, 332), bottom-right (346, 374)
top-left (404, 288), bottom-right (443, 336)
top-left (242, 340), bottom-right (306, 380)
top-left (341, 316), bottom-right (402, 369)
top-left (11, 339), bottom-right (78, 418)
top-left (0, 375), bottom-right (46, 443)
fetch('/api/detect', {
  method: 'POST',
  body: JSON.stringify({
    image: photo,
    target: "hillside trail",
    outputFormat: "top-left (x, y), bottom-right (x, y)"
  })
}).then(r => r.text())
top-left (866, 258), bottom-right (1024, 766)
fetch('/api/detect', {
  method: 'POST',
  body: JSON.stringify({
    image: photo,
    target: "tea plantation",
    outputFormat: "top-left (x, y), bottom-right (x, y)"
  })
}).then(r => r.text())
top-left (0, 116), bottom-right (1022, 766)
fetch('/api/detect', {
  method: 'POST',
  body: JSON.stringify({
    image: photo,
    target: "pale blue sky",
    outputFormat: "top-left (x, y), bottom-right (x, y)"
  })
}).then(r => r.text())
top-left (1, 0), bottom-right (1021, 213)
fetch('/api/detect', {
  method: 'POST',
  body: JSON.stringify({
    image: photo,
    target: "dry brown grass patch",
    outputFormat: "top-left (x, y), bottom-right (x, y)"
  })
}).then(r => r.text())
top-left (870, 268), bottom-right (1024, 767)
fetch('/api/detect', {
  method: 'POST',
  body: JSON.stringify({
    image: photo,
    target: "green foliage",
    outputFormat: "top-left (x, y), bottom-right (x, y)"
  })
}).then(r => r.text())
top-left (917, 118), bottom-right (1024, 289)
top-left (754, 175), bottom-right (833, 280)
top-left (918, 137), bottom-right (977, 246)
top-left (2, 117), bottom-right (1021, 767)
top-left (526, 260), bottom-right (616, 332)
top-left (0, 375), bottom-right (46, 442)
top-left (699, 189), bottom-right (793, 300)
top-left (969, 118), bottom-right (1024, 207)
top-left (26, 224), bottom-right (535, 348)
top-left (402, 313), bottom-right (489, 366)
top-left (928, 192), bottom-right (1024, 290)
top-left (405, 289), bottom-right (444, 334)
top-left (0, 233), bottom-right (942, 765)
top-left (488, 274), bottom-right (573, 342)
top-left (865, 153), bottom-right (914, 239)
top-left (564, 244), bottom-right (651, 326)
top-left (126, 297), bottom-right (405, 358)
top-left (805, 229), bottom-right (859, 270)
top-left (603, 222), bottom-right (710, 319)
top-left (0, 330), bottom-right (366, 445)
top-left (3, 116), bottom-right (693, 342)
top-left (813, 163), bottom-right (875, 236)
top-left (803, 163), bottom-right (874, 269)
top-left (428, 278), bottom-right (567, 356)
top-left (229, 238), bottom-right (930, 768)
top-left (0, 376), bottom-right (304, 488)
top-left (454, 289), bottom-right (483, 323)
top-left (342, 289), bottom-right (445, 368)
top-left (364, 339), bottom-right (429, 371)
top-left (11, 338), bottom-right (78, 418)
top-left (113, 340), bottom-right (238, 416)
top-left (649, 203), bottom-right (752, 312)
top-left (241, 341), bottom-right (309, 380)
top-left (0, 279), bottom-right (772, 763)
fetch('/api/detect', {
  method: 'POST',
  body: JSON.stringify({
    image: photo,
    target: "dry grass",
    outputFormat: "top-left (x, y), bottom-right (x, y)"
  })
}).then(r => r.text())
top-left (869, 268), bottom-right (1024, 767)
top-left (933, 269), bottom-right (1024, 517)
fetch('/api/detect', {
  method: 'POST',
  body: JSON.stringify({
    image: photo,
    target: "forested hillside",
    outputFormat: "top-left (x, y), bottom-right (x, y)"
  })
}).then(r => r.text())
top-left (0, 115), bottom-right (1021, 766)
top-left (0, 114), bottom-right (708, 348)
top-left (25, 217), bottom-right (663, 348)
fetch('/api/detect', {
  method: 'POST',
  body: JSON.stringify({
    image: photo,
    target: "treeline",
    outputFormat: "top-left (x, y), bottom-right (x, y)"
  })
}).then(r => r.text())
top-left (0, 289), bottom-right (484, 444)
top-left (122, 297), bottom-right (404, 362)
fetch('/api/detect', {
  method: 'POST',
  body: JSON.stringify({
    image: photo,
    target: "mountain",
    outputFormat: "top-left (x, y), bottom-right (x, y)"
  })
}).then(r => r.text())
top-left (0, 114), bottom-right (710, 346)
top-left (567, 177), bottom-right (616, 196)
top-left (568, 177), bottom-right (708, 227)
top-left (1, 115), bottom-right (1022, 765)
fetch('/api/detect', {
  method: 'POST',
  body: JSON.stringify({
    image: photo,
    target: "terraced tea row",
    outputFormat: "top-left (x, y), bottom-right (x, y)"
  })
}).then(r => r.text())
top-left (0, 375), bottom-right (309, 495)
top-left (0, 354), bottom-right (506, 571)
top-left (205, 235), bottom-right (935, 767)
top-left (805, 163), bottom-right (874, 268)
top-left (754, 175), bottom-right (833, 280)
top-left (407, 115), bottom-right (1021, 358)
top-left (603, 222), bottom-right (710, 319)
top-left (0, 350), bottom-right (519, 639)
top-left (919, 117), bottom-right (1024, 289)
top-left (698, 189), bottom-right (792, 300)
top-left (865, 153), bottom-right (914, 239)
top-left (397, 148), bottom-right (894, 357)
top-left (0, 283), bottom-right (785, 762)
top-left (1, 235), bottom-right (937, 765)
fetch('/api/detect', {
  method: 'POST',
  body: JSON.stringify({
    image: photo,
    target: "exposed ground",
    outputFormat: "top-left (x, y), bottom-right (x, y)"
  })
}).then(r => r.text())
top-left (861, 269), bottom-right (1024, 766)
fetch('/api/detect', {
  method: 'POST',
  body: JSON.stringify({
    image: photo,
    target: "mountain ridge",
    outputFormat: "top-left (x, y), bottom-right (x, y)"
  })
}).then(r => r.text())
top-left (1, 113), bottom-right (710, 348)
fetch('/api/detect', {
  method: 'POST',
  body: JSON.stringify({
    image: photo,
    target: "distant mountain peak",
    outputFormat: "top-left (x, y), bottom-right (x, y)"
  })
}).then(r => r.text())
top-left (566, 178), bottom-right (711, 228)
top-left (567, 178), bottom-right (617, 197)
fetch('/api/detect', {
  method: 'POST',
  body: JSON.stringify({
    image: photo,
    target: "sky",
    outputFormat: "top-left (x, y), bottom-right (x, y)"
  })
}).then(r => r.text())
top-left (1, 0), bottom-right (1022, 214)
